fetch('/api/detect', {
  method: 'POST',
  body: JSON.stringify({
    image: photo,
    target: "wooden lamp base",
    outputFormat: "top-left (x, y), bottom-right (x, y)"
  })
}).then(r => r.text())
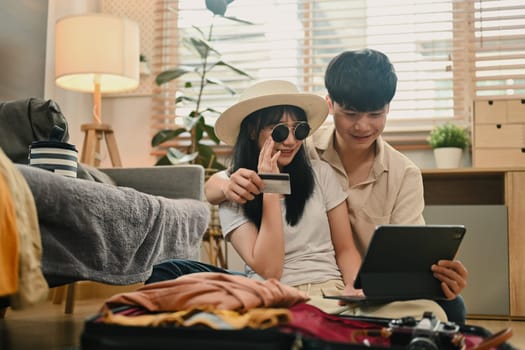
top-left (80, 123), bottom-right (122, 167)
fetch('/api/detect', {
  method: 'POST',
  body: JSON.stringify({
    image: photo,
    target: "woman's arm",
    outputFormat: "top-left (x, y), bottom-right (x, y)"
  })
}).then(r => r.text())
top-left (229, 192), bottom-right (285, 280)
top-left (226, 138), bottom-right (286, 280)
top-left (328, 201), bottom-right (363, 295)
top-left (205, 169), bottom-right (264, 205)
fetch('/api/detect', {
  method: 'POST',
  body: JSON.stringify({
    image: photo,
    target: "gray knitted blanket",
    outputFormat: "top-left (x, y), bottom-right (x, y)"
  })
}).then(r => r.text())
top-left (17, 164), bottom-right (210, 286)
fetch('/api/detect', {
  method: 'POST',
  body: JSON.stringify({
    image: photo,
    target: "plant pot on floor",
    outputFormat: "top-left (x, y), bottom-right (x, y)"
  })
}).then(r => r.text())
top-left (433, 147), bottom-right (463, 168)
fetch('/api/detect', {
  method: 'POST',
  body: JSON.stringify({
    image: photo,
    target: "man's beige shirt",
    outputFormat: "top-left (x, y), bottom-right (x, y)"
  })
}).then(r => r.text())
top-left (305, 124), bottom-right (425, 256)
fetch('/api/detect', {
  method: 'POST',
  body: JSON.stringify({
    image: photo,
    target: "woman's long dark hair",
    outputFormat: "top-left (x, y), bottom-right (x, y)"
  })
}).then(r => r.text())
top-left (230, 105), bottom-right (315, 228)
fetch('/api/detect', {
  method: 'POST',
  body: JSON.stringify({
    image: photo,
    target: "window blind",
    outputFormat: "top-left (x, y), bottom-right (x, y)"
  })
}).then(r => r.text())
top-left (472, 0), bottom-right (525, 98)
top-left (151, 0), bottom-right (525, 155)
top-left (151, 0), bottom-right (180, 155)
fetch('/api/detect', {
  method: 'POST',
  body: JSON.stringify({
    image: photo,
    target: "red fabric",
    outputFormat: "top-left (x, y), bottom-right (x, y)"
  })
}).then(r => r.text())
top-left (284, 303), bottom-right (496, 349)
top-left (284, 303), bottom-right (390, 346)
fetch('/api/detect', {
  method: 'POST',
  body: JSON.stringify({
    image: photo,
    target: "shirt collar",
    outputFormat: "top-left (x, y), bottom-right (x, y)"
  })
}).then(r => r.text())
top-left (311, 125), bottom-right (345, 173)
top-left (312, 125), bottom-right (388, 180)
top-left (372, 135), bottom-right (387, 176)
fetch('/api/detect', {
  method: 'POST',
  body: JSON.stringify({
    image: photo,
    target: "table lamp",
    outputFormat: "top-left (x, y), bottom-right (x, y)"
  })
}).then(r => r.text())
top-left (55, 13), bottom-right (139, 167)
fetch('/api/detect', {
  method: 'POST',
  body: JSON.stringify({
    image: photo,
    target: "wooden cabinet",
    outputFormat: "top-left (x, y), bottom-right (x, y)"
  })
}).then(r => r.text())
top-left (421, 168), bottom-right (525, 319)
top-left (473, 99), bottom-right (525, 168)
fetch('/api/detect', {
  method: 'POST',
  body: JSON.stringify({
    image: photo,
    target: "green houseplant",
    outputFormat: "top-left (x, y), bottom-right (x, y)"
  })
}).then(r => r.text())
top-left (151, 0), bottom-right (252, 170)
top-left (428, 122), bottom-right (470, 168)
top-left (428, 122), bottom-right (469, 149)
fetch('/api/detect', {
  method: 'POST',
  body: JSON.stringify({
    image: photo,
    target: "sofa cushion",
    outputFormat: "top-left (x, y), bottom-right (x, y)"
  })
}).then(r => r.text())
top-left (77, 163), bottom-right (117, 185)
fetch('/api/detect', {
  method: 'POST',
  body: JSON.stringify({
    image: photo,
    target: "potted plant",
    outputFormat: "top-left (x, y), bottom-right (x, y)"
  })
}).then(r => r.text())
top-left (151, 0), bottom-right (253, 171)
top-left (427, 122), bottom-right (470, 168)
top-left (139, 54), bottom-right (151, 76)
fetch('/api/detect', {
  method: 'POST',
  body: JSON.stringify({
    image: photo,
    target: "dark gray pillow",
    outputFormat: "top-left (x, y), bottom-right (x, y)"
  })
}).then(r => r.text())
top-left (0, 98), bottom-right (69, 164)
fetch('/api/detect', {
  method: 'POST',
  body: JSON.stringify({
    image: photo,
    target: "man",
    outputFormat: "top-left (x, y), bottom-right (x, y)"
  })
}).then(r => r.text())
top-left (205, 49), bottom-right (468, 324)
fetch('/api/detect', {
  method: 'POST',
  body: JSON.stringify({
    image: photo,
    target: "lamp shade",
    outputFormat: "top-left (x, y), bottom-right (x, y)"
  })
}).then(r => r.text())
top-left (55, 13), bottom-right (140, 93)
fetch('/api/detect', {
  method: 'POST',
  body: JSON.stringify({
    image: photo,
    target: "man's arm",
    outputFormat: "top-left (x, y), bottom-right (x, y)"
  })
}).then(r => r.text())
top-left (328, 201), bottom-right (363, 296)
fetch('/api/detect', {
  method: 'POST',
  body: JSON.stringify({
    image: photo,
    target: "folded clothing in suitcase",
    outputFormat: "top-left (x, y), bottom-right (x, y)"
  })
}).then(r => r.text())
top-left (81, 272), bottom-right (515, 350)
top-left (81, 302), bottom-right (515, 350)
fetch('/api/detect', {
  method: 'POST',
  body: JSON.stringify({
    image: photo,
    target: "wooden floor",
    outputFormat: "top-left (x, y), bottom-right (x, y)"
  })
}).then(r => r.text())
top-left (1, 298), bottom-right (524, 350)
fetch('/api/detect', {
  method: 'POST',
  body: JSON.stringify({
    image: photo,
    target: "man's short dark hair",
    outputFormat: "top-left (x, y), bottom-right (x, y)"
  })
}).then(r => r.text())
top-left (324, 49), bottom-right (397, 112)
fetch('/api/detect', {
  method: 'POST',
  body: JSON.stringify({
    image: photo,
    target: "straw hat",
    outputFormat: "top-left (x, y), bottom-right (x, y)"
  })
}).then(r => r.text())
top-left (215, 80), bottom-right (329, 146)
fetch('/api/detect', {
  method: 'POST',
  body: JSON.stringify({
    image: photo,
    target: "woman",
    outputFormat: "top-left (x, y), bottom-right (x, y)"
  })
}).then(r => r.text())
top-left (213, 80), bottom-right (361, 300)
top-left (150, 80), bottom-right (362, 304)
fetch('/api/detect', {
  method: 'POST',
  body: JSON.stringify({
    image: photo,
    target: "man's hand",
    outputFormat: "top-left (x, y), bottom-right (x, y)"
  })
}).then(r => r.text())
top-left (337, 283), bottom-right (365, 305)
top-left (222, 168), bottom-right (265, 204)
top-left (432, 259), bottom-right (468, 300)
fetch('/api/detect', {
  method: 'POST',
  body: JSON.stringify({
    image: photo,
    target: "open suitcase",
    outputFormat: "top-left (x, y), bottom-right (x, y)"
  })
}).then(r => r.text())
top-left (81, 302), bottom-right (516, 350)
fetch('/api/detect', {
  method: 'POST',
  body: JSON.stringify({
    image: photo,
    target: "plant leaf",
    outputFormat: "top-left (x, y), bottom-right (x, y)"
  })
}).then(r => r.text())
top-left (206, 78), bottom-right (236, 94)
top-left (182, 114), bottom-right (203, 131)
top-left (151, 128), bottom-right (187, 146)
top-left (204, 107), bottom-right (221, 114)
top-left (427, 122), bottom-right (469, 149)
top-left (155, 155), bottom-right (171, 166)
top-left (196, 143), bottom-right (215, 167)
top-left (191, 25), bottom-right (205, 38)
top-left (222, 16), bottom-right (254, 25)
top-left (205, 0), bottom-right (228, 16)
top-left (214, 60), bottom-right (254, 78)
top-left (194, 116), bottom-right (206, 141)
top-left (166, 147), bottom-right (198, 164)
top-left (202, 123), bottom-right (220, 144)
top-left (187, 37), bottom-right (220, 59)
top-left (155, 67), bottom-right (195, 85)
top-left (197, 143), bottom-right (226, 170)
top-left (211, 158), bottom-right (227, 170)
top-left (175, 95), bottom-right (198, 104)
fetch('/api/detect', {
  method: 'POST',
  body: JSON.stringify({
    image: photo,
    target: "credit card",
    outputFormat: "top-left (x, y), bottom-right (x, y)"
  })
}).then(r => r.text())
top-left (259, 173), bottom-right (291, 194)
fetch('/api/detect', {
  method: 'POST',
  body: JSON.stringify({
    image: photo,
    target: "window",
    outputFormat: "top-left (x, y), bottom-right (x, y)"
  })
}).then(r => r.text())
top-left (151, 0), bottom-right (525, 152)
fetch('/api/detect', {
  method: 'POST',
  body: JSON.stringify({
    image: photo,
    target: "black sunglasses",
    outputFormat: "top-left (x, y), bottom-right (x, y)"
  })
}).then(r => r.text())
top-left (271, 122), bottom-right (311, 143)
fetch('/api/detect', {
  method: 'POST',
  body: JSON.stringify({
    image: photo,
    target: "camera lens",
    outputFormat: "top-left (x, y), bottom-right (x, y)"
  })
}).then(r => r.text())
top-left (407, 337), bottom-right (439, 350)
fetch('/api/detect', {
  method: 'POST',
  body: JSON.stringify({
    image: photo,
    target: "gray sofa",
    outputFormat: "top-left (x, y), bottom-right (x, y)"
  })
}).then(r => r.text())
top-left (16, 163), bottom-right (209, 288)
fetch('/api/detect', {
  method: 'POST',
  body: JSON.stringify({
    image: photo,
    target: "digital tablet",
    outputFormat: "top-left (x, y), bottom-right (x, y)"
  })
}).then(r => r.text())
top-left (324, 224), bottom-right (466, 303)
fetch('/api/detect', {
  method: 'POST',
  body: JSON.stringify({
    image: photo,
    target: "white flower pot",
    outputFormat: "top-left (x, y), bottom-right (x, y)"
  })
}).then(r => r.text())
top-left (140, 61), bottom-right (151, 76)
top-left (433, 147), bottom-right (463, 169)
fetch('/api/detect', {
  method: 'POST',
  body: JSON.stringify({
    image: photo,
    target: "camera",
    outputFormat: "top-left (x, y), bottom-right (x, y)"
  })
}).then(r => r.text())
top-left (388, 311), bottom-right (465, 350)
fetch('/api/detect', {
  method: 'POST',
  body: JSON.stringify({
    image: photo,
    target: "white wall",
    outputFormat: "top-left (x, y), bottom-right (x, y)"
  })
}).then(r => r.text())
top-left (403, 148), bottom-right (472, 169)
top-left (45, 0), bottom-right (155, 168)
top-left (0, 0), bottom-right (48, 100)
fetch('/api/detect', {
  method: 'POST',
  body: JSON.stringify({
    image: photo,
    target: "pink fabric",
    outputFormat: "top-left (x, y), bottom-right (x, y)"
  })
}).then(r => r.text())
top-left (105, 272), bottom-right (309, 313)
top-left (286, 303), bottom-right (490, 349)
top-left (285, 303), bottom-right (389, 346)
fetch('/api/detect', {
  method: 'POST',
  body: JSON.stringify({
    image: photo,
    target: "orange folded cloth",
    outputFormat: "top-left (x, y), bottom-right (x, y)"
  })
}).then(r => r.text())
top-left (0, 173), bottom-right (19, 296)
top-left (101, 307), bottom-right (291, 330)
top-left (105, 272), bottom-right (309, 312)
